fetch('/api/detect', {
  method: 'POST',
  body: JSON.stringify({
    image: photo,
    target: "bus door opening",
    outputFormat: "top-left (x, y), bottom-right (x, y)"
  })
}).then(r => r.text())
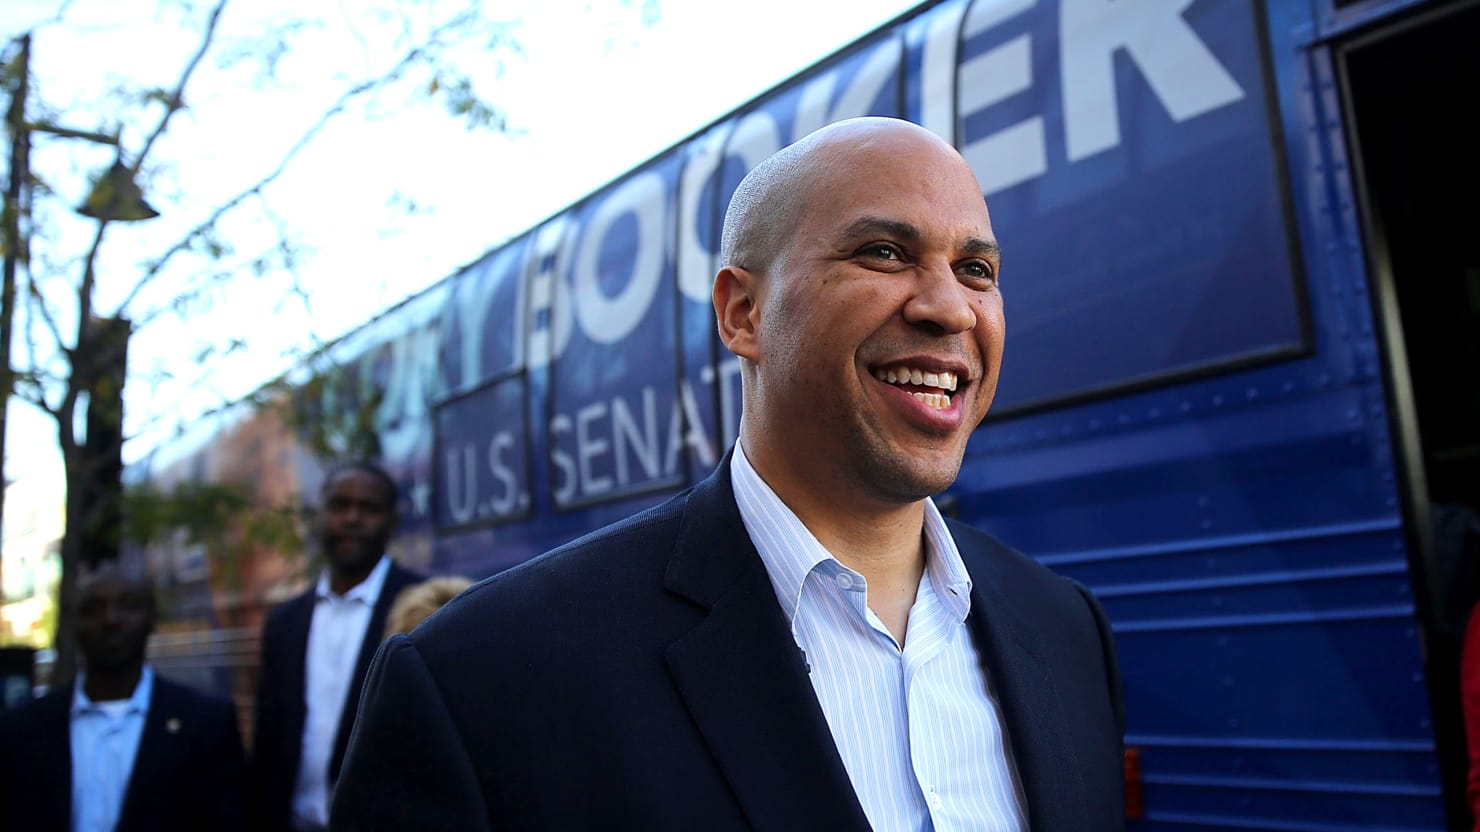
top-left (1342, 1), bottom-right (1480, 826)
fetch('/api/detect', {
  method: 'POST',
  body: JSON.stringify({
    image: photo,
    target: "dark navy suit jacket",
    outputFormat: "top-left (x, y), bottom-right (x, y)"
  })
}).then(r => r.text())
top-left (249, 562), bottom-right (422, 831)
top-left (0, 674), bottom-right (247, 832)
top-left (331, 456), bottom-right (1125, 830)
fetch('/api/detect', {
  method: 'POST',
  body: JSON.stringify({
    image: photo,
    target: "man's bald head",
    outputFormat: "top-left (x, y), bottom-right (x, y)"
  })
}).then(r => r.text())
top-left (74, 560), bottom-right (157, 675)
top-left (718, 117), bottom-right (967, 276)
top-left (711, 114), bottom-right (1003, 513)
top-left (718, 141), bottom-right (810, 275)
top-left (76, 560), bottom-right (155, 614)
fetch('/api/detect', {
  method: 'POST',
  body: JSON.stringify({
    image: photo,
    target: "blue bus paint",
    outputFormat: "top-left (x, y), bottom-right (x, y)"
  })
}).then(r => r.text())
top-left (136, 0), bottom-right (1471, 826)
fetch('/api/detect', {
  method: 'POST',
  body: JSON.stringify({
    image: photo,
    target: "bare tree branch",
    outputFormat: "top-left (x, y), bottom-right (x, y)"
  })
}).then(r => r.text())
top-left (71, 220), bottom-right (106, 348)
top-left (21, 262), bottom-right (67, 360)
top-left (15, 0), bottom-right (582, 688)
top-left (132, 0), bottom-right (231, 166)
top-left (25, 0), bottom-right (80, 34)
top-left (337, 0), bottom-right (373, 66)
top-left (116, 7), bottom-right (480, 314)
top-left (122, 382), bottom-right (214, 443)
top-left (73, 3), bottom-right (227, 323)
top-left (13, 373), bottom-right (61, 418)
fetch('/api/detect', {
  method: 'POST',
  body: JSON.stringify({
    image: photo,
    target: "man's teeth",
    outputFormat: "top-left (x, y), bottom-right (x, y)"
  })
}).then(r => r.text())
top-left (872, 367), bottom-right (958, 391)
top-left (911, 391), bottom-right (950, 409)
top-left (870, 366), bottom-right (958, 409)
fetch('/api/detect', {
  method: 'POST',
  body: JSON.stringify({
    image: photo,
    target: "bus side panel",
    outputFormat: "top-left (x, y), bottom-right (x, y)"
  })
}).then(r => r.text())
top-left (945, 0), bottom-right (1443, 827)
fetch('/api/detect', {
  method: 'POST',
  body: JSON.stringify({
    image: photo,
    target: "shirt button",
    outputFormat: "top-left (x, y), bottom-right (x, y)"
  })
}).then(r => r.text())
top-left (835, 573), bottom-right (855, 589)
top-left (931, 792), bottom-right (943, 810)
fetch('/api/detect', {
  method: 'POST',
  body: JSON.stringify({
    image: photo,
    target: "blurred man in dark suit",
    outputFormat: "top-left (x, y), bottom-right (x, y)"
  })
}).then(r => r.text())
top-left (250, 461), bottom-right (421, 831)
top-left (0, 561), bottom-right (246, 832)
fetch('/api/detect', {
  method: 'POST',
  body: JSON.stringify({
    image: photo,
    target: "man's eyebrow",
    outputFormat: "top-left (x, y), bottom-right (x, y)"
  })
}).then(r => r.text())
top-left (839, 217), bottom-right (922, 245)
top-left (961, 237), bottom-right (1002, 262)
top-left (839, 217), bottom-right (1000, 262)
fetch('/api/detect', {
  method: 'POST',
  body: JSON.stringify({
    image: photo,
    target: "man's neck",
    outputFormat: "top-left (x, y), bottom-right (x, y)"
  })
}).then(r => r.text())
top-left (825, 512), bottom-right (928, 647)
top-left (329, 561), bottom-right (378, 597)
top-left (83, 665), bottom-right (143, 703)
top-left (740, 438), bottom-right (928, 643)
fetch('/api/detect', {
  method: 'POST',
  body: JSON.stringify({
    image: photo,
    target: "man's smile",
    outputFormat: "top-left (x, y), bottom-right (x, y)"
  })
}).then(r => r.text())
top-left (869, 363), bottom-right (966, 410)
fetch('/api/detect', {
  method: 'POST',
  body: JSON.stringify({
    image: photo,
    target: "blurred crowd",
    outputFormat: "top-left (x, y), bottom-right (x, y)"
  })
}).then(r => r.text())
top-left (0, 461), bottom-right (467, 832)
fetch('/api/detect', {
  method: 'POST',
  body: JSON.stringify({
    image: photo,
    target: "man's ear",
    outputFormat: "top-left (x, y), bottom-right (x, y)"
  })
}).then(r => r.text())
top-left (714, 265), bottom-right (762, 362)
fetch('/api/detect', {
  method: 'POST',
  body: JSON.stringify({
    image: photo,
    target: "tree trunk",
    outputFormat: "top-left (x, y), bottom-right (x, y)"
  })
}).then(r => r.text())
top-left (51, 478), bottom-right (85, 687)
top-left (49, 317), bottom-right (129, 690)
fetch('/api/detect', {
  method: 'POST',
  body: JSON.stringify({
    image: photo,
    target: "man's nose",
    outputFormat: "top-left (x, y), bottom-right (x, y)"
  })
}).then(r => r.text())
top-left (903, 262), bottom-right (976, 334)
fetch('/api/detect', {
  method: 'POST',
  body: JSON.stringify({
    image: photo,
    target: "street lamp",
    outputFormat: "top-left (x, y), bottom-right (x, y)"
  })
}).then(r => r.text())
top-left (2, 33), bottom-right (158, 541)
top-left (77, 157), bottom-right (159, 222)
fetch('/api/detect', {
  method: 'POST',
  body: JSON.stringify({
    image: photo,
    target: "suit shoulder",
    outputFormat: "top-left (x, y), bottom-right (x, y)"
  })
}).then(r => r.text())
top-left (947, 519), bottom-right (1091, 602)
top-left (152, 675), bottom-right (235, 713)
top-left (0, 689), bottom-right (68, 760)
top-left (948, 519), bottom-right (1049, 571)
top-left (263, 587), bottom-right (312, 619)
top-left (414, 492), bottom-right (688, 637)
top-left (381, 563), bottom-right (428, 601)
top-left (260, 587), bottom-right (314, 633)
top-left (0, 688), bottom-right (65, 731)
top-left (485, 490), bottom-right (683, 587)
top-left (550, 489), bottom-right (689, 555)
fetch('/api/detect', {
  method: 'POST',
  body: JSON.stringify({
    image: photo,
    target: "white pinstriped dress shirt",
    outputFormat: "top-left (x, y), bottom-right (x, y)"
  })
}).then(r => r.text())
top-left (731, 443), bottom-right (1027, 831)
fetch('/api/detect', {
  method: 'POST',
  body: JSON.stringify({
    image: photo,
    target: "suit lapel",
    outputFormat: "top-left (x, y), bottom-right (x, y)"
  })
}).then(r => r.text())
top-left (956, 531), bottom-right (1085, 831)
top-left (280, 590), bottom-right (316, 715)
top-left (663, 454), bottom-right (871, 832)
top-left (331, 564), bottom-right (416, 781)
top-left (36, 688), bottom-right (74, 830)
top-left (345, 566), bottom-right (406, 716)
top-left (118, 678), bottom-right (183, 830)
top-left (357, 565), bottom-right (410, 684)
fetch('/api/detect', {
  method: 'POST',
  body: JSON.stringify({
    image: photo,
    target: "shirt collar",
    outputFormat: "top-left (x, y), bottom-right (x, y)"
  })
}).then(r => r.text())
top-left (920, 496), bottom-right (974, 621)
top-left (731, 442), bottom-right (830, 627)
top-left (315, 554), bottom-right (393, 605)
top-left (72, 665), bottom-right (154, 716)
top-left (730, 442), bottom-right (974, 626)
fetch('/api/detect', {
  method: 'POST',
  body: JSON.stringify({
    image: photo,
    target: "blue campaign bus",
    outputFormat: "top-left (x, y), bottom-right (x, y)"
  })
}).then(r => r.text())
top-left (135, 0), bottom-right (1480, 827)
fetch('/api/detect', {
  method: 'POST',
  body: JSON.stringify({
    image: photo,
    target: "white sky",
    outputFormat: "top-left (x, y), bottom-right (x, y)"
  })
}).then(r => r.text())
top-left (0, 0), bottom-right (921, 497)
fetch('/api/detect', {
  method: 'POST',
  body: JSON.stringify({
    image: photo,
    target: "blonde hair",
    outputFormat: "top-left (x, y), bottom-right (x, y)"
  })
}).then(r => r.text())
top-left (385, 576), bottom-right (475, 637)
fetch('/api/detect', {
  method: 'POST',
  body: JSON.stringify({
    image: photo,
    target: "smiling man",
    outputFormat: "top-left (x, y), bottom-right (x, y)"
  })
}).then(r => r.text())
top-left (250, 462), bottom-right (422, 831)
top-left (332, 118), bottom-right (1125, 830)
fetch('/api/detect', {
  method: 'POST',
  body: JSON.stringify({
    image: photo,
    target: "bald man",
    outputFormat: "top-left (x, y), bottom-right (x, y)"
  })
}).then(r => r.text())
top-left (332, 118), bottom-right (1125, 831)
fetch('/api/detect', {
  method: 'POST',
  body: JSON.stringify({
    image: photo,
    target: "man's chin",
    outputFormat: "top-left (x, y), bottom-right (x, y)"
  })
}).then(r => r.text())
top-left (326, 547), bottom-right (380, 574)
top-left (856, 450), bottom-right (964, 503)
top-left (85, 652), bottom-right (144, 674)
